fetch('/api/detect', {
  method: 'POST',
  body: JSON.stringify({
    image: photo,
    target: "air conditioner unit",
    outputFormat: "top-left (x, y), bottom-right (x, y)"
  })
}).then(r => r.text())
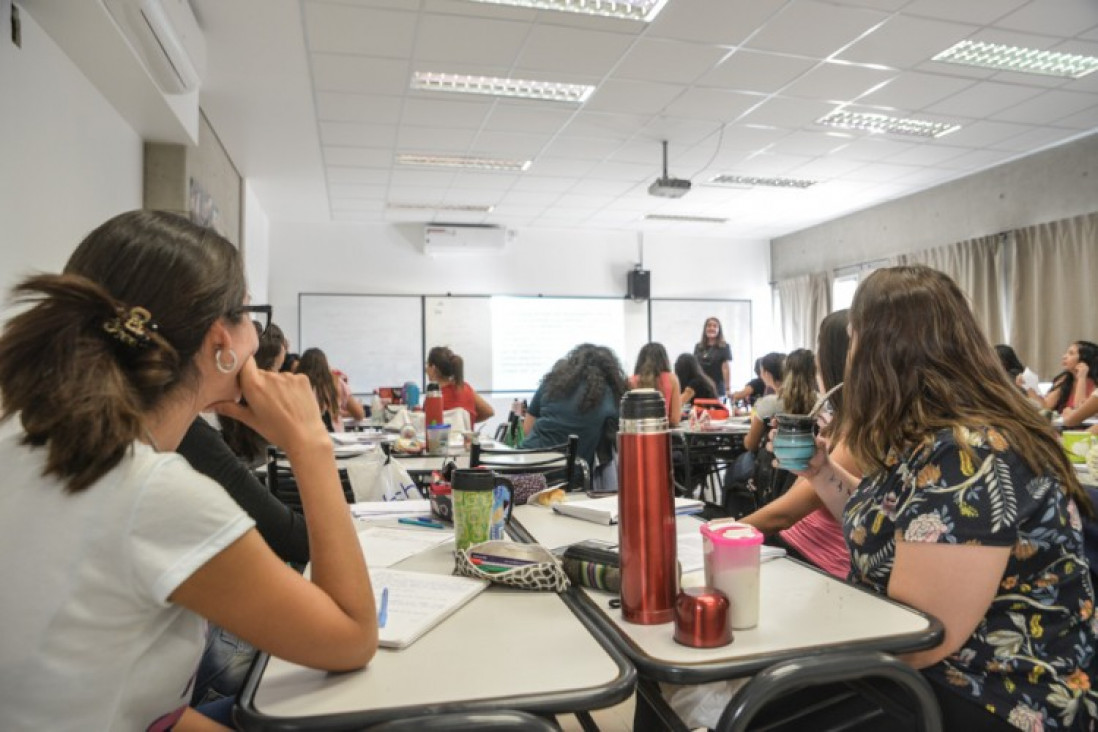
top-left (103, 0), bottom-right (206, 94)
top-left (424, 225), bottom-right (509, 255)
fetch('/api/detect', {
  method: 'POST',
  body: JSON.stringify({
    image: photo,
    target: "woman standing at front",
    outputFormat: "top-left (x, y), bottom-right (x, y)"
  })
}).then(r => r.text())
top-left (693, 317), bottom-right (732, 400)
top-left (802, 266), bottom-right (1096, 729)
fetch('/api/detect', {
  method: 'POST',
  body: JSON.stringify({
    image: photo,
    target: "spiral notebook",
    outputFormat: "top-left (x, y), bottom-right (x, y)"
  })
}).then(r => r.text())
top-left (370, 568), bottom-right (488, 649)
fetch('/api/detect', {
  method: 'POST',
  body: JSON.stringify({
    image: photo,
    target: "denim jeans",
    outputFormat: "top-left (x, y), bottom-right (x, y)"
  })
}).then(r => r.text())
top-left (190, 624), bottom-right (257, 706)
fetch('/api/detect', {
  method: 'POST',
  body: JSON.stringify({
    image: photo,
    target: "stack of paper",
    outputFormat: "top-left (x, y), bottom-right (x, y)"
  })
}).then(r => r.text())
top-left (350, 499), bottom-right (434, 520)
top-left (552, 495), bottom-right (703, 525)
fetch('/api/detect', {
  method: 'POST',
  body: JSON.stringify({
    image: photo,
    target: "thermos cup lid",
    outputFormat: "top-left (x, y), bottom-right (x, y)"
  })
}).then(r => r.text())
top-left (673, 587), bottom-right (732, 648)
top-left (700, 519), bottom-right (764, 547)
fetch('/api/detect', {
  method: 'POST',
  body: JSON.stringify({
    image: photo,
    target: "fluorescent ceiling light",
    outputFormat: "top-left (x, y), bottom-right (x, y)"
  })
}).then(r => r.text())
top-left (412, 71), bottom-right (595, 103)
top-left (645, 214), bottom-right (727, 224)
top-left (396, 154), bottom-right (532, 172)
top-left (463, 0), bottom-right (668, 22)
top-left (816, 111), bottom-right (960, 138)
top-left (387, 202), bottom-right (494, 213)
top-left (710, 174), bottom-right (817, 189)
top-left (933, 39), bottom-right (1098, 79)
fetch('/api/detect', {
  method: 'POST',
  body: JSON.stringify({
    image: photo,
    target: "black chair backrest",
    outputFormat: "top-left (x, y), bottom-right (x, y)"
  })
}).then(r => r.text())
top-left (470, 434), bottom-right (582, 491)
top-left (366, 710), bottom-right (558, 731)
top-left (266, 446), bottom-right (355, 512)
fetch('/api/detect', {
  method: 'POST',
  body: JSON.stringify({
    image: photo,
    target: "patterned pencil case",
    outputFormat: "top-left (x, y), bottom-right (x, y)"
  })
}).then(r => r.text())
top-left (454, 541), bottom-right (571, 592)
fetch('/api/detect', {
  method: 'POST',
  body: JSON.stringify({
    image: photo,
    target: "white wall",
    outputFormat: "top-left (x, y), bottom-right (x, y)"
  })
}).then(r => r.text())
top-left (243, 181), bottom-right (271, 303)
top-left (267, 222), bottom-right (775, 372)
top-left (0, 5), bottom-right (142, 309)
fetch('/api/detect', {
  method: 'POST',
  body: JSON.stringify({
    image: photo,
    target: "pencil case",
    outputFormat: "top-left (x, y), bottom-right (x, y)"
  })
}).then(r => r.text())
top-left (454, 541), bottom-right (570, 592)
top-left (560, 556), bottom-right (621, 593)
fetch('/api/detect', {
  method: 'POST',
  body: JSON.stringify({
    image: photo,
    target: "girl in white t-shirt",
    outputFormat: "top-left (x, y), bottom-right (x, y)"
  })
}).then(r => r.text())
top-left (0, 210), bottom-right (377, 731)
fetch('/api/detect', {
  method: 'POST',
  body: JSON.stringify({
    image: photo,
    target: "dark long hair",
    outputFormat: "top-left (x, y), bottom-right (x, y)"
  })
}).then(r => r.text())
top-left (696, 317), bottom-right (727, 349)
top-left (839, 266), bottom-right (1089, 515)
top-left (674, 353), bottom-right (717, 399)
top-left (817, 310), bottom-right (849, 418)
top-left (633, 342), bottom-right (671, 390)
top-left (1048, 340), bottom-right (1098, 412)
top-left (298, 347), bottom-right (340, 425)
top-left (222, 322), bottom-right (288, 461)
top-left (542, 343), bottom-right (627, 414)
top-left (428, 345), bottom-right (465, 388)
top-left (779, 349), bottom-right (817, 415)
top-left (994, 344), bottom-right (1025, 381)
top-left (0, 210), bottom-right (246, 492)
top-left (760, 352), bottom-right (785, 385)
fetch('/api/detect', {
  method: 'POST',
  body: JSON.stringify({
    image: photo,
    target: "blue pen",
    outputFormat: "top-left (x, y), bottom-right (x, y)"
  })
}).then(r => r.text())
top-left (377, 587), bottom-right (389, 629)
top-left (397, 516), bottom-right (447, 530)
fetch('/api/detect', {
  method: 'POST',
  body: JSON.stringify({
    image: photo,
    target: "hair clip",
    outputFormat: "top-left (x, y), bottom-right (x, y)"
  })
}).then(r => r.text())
top-left (103, 306), bottom-right (159, 349)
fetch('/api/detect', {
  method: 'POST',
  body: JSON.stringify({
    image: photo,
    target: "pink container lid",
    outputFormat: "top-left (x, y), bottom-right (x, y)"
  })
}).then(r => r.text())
top-left (700, 520), bottom-right (763, 547)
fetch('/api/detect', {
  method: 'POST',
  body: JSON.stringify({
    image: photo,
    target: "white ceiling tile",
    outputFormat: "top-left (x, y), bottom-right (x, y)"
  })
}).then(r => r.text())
top-left (989, 126), bottom-right (1081, 152)
top-left (744, 1), bottom-right (891, 59)
top-left (925, 81), bottom-right (1043, 118)
top-left (648, 0), bottom-right (787, 46)
top-left (740, 97), bottom-right (838, 130)
top-left (328, 183), bottom-right (388, 199)
top-left (613, 39), bottom-right (730, 85)
top-left (994, 90), bottom-right (1098, 126)
top-left (396, 126), bottom-right (479, 151)
top-left (837, 15), bottom-right (977, 69)
top-left (938, 119), bottom-right (1035, 146)
top-left (567, 178), bottom-right (638, 197)
top-left (560, 112), bottom-right (647, 140)
top-left (642, 117), bottom-right (724, 148)
top-left (719, 125), bottom-right (793, 152)
top-left (413, 13), bottom-right (531, 67)
top-left (311, 54), bottom-right (410, 95)
top-left (937, 148), bottom-right (1016, 170)
top-left (483, 104), bottom-right (577, 134)
top-left (389, 169), bottom-right (455, 188)
top-left (331, 198), bottom-right (385, 212)
top-left (786, 155), bottom-right (867, 179)
top-left (583, 80), bottom-right (685, 115)
top-left (858, 72), bottom-right (976, 112)
top-left (316, 92), bottom-right (403, 124)
top-left (662, 88), bottom-right (763, 123)
top-left (400, 98), bottom-right (493, 129)
top-left (1054, 105), bottom-right (1098, 130)
top-left (324, 146), bottom-right (393, 166)
top-left (524, 156), bottom-right (598, 177)
top-left (831, 137), bottom-right (919, 162)
top-left (327, 167), bottom-right (392, 185)
top-left (695, 50), bottom-right (818, 95)
top-left (470, 130), bottom-right (551, 156)
top-left (901, 0), bottom-right (1027, 25)
top-left (509, 176), bottom-right (577, 193)
top-left (781, 63), bottom-right (897, 103)
top-left (304, 4), bottom-right (417, 57)
top-left (735, 152), bottom-right (815, 176)
top-left (883, 143), bottom-right (970, 166)
top-left (993, 0), bottom-right (1098, 38)
top-left (589, 160), bottom-right (654, 181)
top-left (844, 161), bottom-right (924, 182)
top-left (515, 25), bottom-right (637, 76)
top-left (319, 122), bottom-right (399, 147)
top-left (334, 211), bottom-right (385, 221)
top-left (768, 131), bottom-right (850, 157)
top-left (449, 171), bottom-right (521, 190)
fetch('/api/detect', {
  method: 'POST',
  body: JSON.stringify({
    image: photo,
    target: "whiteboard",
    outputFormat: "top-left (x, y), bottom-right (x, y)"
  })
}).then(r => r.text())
top-left (425, 296), bottom-right (492, 392)
top-left (650, 300), bottom-right (753, 392)
top-left (299, 294), bottom-right (423, 394)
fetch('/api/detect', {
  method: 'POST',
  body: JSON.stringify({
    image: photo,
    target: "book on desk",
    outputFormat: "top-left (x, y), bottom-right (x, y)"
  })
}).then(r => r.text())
top-left (552, 495), bottom-right (704, 525)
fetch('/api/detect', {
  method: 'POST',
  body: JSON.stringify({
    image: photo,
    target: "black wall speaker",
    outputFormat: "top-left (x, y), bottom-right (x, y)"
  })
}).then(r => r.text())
top-left (628, 269), bottom-right (650, 301)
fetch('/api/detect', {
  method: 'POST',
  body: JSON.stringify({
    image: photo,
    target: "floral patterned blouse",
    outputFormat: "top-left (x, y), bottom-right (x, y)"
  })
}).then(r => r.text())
top-left (844, 427), bottom-right (1098, 731)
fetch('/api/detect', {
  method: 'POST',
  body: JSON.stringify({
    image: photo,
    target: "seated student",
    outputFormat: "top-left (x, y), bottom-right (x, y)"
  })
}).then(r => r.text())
top-left (332, 368), bottom-right (366, 423)
top-left (729, 358), bottom-right (767, 405)
top-left (281, 351), bottom-right (300, 373)
top-left (1042, 340), bottom-right (1098, 413)
top-left (297, 347), bottom-right (360, 432)
top-left (742, 351), bottom-right (792, 452)
top-left (628, 342), bottom-right (682, 426)
top-left (801, 266), bottom-right (1096, 730)
top-left (740, 311), bottom-right (851, 579)
top-left (674, 352), bottom-right (717, 405)
top-left (426, 345), bottom-right (494, 424)
top-left (523, 343), bottom-right (627, 469)
top-left (0, 210), bottom-right (376, 730)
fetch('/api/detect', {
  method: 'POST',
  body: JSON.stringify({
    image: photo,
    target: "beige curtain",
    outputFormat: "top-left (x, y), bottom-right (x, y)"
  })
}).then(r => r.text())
top-left (776, 272), bottom-right (831, 351)
top-left (897, 236), bottom-right (1006, 346)
top-left (1007, 212), bottom-right (1098, 379)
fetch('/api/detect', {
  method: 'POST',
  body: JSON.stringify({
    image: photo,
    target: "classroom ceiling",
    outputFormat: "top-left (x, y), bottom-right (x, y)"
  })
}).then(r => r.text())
top-left (193, 0), bottom-right (1098, 238)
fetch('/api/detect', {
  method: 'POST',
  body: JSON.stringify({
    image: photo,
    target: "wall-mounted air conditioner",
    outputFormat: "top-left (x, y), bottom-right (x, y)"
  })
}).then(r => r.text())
top-left (103, 0), bottom-right (206, 94)
top-left (424, 224), bottom-right (510, 255)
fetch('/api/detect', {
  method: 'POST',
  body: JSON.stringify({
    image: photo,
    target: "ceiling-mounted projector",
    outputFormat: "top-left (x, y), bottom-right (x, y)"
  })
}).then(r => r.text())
top-left (648, 140), bottom-right (691, 198)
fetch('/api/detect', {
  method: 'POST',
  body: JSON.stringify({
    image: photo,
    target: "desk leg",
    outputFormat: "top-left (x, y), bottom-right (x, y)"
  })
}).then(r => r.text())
top-left (634, 678), bottom-right (691, 732)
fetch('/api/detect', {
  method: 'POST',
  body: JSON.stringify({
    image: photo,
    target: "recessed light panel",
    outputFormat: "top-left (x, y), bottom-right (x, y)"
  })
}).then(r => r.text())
top-left (387, 203), bottom-right (495, 213)
top-left (412, 72), bottom-right (595, 103)
top-left (645, 214), bottom-right (727, 224)
top-left (396, 154), bottom-right (532, 172)
top-left (816, 111), bottom-right (960, 138)
top-left (463, 0), bottom-right (668, 22)
top-left (710, 174), bottom-right (817, 189)
top-left (934, 40), bottom-right (1098, 79)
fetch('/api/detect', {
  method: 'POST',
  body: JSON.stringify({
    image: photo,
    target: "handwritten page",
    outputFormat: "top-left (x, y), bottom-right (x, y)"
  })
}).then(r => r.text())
top-left (370, 568), bottom-right (488, 649)
top-left (357, 526), bottom-right (453, 568)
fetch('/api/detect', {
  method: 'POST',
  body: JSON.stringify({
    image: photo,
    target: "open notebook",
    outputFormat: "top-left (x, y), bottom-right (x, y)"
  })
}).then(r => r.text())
top-left (552, 495), bottom-right (704, 525)
top-left (370, 568), bottom-right (488, 649)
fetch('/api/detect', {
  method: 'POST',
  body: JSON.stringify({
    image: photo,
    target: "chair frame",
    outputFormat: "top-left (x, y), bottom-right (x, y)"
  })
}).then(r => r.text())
top-left (470, 434), bottom-right (584, 491)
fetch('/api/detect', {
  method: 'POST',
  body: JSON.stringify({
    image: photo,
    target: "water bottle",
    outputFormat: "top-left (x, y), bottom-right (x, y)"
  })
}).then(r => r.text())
top-left (424, 382), bottom-right (444, 428)
top-left (617, 388), bottom-right (677, 625)
top-left (370, 390), bottom-right (384, 426)
top-left (403, 381), bottom-right (420, 411)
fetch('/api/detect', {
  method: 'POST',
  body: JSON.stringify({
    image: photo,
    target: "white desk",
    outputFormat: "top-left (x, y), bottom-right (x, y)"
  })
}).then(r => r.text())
top-left (237, 539), bottom-right (634, 730)
top-left (511, 503), bottom-right (942, 684)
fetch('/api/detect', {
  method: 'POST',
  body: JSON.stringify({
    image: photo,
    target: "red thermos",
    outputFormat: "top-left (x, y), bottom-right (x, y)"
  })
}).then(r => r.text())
top-left (617, 388), bottom-right (677, 624)
top-left (424, 382), bottom-right (443, 427)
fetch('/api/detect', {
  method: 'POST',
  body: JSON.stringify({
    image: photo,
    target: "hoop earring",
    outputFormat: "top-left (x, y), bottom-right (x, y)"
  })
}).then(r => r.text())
top-left (215, 348), bottom-right (238, 374)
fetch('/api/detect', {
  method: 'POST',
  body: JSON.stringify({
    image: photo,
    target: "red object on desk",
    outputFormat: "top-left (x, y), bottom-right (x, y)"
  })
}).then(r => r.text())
top-left (674, 587), bottom-right (732, 648)
top-left (692, 398), bottom-right (729, 420)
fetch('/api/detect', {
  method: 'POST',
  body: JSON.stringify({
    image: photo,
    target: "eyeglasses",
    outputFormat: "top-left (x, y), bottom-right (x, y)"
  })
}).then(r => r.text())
top-left (239, 304), bottom-right (272, 335)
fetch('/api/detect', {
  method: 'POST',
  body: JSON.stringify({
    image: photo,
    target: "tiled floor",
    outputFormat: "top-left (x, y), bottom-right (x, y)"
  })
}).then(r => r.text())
top-left (555, 693), bottom-right (635, 731)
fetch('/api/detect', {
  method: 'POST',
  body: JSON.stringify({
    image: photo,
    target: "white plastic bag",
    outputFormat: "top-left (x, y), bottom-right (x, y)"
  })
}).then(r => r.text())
top-left (344, 450), bottom-right (419, 502)
top-left (662, 678), bottom-right (749, 730)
